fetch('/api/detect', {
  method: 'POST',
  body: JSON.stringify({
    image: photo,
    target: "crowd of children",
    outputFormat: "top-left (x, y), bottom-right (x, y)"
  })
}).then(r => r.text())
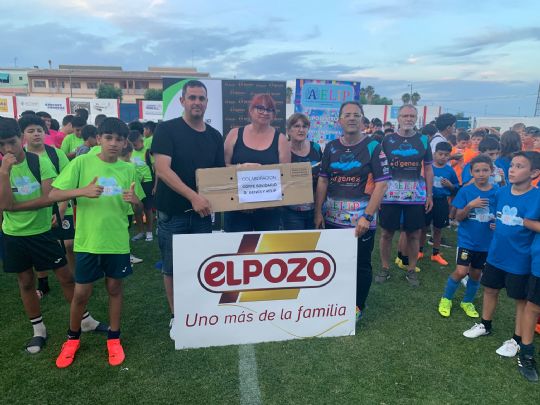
top-left (0, 109), bottom-right (539, 384)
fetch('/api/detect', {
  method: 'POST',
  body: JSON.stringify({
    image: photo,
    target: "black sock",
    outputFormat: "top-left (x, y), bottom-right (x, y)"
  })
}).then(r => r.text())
top-left (37, 277), bottom-right (50, 293)
top-left (520, 343), bottom-right (535, 357)
top-left (108, 329), bottom-right (121, 340)
top-left (512, 334), bottom-right (522, 344)
top-left (67, 329), bottom-right (81, 340)
top-left (433, 247), bottom-right (440, 255)
top-left (419, 246), bottom-right (424, 253)
top-left (397, 251), bottom-right (403, 260)
top-left (402, 255), bottom-right (410, 266)
top-left (481, 318), bottom-right (492, 332)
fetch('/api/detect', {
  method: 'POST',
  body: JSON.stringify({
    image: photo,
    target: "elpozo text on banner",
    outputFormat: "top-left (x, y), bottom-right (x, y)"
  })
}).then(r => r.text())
top-left (172, 229), bottom-right (357, 349)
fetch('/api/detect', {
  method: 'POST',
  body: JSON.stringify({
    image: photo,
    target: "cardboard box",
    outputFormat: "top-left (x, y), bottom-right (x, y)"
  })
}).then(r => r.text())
top-left (196, 162), bottom-right (314, 212)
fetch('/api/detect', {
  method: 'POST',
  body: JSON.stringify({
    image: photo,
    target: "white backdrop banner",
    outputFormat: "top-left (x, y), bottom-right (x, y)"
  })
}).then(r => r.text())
top-left (140, 100), bottom-right (162, 121)
top-left (16, 96), bottom-right (68, 122)
top-left (172, 229), bottom-right (356, 349)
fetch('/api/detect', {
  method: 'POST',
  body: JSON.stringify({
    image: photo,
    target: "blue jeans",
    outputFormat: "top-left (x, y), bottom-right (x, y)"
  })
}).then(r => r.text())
top-left (224, 209), bottom-right (281, 232)
top-left (157, 211), bottom-right (212, 276)
top-left (282, 208), bottom-right (315, 230)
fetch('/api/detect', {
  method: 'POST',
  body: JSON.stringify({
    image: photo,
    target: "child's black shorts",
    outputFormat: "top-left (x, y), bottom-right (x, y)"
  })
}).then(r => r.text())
top-left (481, 262), bottom-right (529, 300)
top-left (141, 181), bottom-right (154, 210)
top-left (2, 231), bottom-right (67, 273)
top-left (51, 215), bottom-right (75, 241)
top-left (424, 197), bottom-right (449, 229)
top-left (527, 275), bottom-right (540, 307)
top-left (379, 203), bottom-right (426, 232)
top-left (75, 253), bottom-right (132, 284)
top-left (456, 247), bottom-right (487, 270)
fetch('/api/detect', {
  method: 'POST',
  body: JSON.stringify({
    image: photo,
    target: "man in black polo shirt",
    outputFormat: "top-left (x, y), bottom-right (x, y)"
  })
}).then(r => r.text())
top-left (152, 80), bottom-right (225, 340)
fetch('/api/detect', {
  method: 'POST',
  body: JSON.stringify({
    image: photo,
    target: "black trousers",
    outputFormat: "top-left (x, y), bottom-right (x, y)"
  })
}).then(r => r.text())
top-left (325, 224), bottom-right (375, 310)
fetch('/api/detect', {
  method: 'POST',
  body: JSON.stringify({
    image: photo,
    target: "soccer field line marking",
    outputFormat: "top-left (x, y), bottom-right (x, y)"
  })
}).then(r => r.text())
top-left (239, 344), bottom-right (262, 405)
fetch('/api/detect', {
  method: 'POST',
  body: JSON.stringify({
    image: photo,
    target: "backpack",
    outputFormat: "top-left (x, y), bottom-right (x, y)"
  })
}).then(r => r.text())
top-left (25, 151), bottom-right (65, 250)
top-left (145, 149), bottom-right (155, 182)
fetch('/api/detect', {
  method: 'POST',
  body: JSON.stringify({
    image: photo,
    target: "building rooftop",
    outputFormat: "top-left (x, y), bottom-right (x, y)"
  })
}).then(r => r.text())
top-left (28, 66), bottom-right (209, 79)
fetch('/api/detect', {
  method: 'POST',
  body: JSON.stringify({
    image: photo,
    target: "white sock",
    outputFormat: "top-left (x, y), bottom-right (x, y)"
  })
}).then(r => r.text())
top-left (81, 311), bottom-right (99, 332)
top-left (31, 315), bottom-right (46, 337)
top-left (27, 316), bottom-right (47, 354)
top-left (146, 232), bottom-right (152, 237)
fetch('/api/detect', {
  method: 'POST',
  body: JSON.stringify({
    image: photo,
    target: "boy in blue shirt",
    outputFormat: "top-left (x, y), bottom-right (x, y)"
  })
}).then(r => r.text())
top-left (514, 151), bottom-right (540, 382)
top-left (420, 142), bottom-right (459, 266)
top-left (438, 155), bottom-right (497, 318)
top-left (462, 137), bottom-right (505, 187)
top-left (463, 152), bottom-right (540, 361)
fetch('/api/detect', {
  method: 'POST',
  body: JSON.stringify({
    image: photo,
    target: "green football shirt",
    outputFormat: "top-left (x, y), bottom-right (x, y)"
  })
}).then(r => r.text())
top-left (60, 133), bottom-right (84, 154)
top-left (37, 147), bottom-right (74, 216)
top-left (52, 154), bottom-right (144, 254)
top-left (130, 147), bottom-right (153, 183)
top-left (2, 155), bottom-right (56, 236)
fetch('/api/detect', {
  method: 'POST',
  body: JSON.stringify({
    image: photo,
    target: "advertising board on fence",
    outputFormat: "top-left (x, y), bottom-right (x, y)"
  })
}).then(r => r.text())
top-left (0, 95), bottom-right (15, 118)
top-left (16, 96), bottom-right (68, 122)
top-left (162, 78), bottom-right (286, 136)
top-left (139, 100), bottom-right (162, 121)
top-left (69, 98), bottom-right (119, 124)
top-left (172, 229), bottom-right (356, 349)
top-left (294, 79), bottom-right (361, 149)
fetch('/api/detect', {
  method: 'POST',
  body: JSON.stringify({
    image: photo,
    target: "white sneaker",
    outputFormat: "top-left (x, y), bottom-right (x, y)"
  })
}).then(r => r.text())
top-left (145, 233), bottom-right (153, 242)
top-left (169, 318), bottom-right (176, 341)
top-left (130, 254), bottom-right (143, 264)
top-left (496, 339), bottom-right (520, 357)
top-left (463, 323), bottom-right (490, 338)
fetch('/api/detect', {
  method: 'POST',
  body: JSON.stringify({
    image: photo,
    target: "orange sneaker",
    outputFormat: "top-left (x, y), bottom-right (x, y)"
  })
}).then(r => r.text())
top-left (418, 252), bottom-right (424, 260)
top-left (431, 254), bottom-right (448, 266)
top-left (56, 339), bottom-right (80, 368)
top-left (535, 323), bottom-right (540, 335)
top-left (107, 338), bottom-right (125, 366)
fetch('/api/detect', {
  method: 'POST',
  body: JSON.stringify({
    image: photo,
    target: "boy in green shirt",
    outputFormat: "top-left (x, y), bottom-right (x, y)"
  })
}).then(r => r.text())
top-left (50, 117), bottom-right (143, 368)
top-left (60, 116), bottom-right (86, 160)
top-left (0, 118), bottom-right (103, 355)
top-left (128, 130), bottom-right (155, 242)
top-left (143, 121), bottom-right (156, 150)
top-left (20, 115), bottom-right (76, 295)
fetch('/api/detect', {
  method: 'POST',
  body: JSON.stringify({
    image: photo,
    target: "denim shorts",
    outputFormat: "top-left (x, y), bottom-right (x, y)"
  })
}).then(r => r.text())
top-left (157, 211), bottom-right (212, 276)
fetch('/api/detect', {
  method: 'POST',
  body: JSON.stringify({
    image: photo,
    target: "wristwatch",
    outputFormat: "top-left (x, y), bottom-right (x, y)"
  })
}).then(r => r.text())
top-left (361, 213), bottom-right (374, 222)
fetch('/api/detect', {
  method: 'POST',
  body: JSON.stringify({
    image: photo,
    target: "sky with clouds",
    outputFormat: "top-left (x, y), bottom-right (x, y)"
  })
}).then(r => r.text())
top-left (1, 0), bottom-right (539, 116)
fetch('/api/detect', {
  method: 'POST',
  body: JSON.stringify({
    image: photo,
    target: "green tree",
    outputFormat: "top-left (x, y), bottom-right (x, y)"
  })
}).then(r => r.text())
top-left (401, 93), bottom-right (411, 104)
top-left (365, 85), bottom-right (375, 104)
top-left (286, 87), bottom-right (293, 104)
top-left (371, 94), bottom-right (393, 105)
top-left (411, 92), bottom-right (421, 105)
top-left (96, 83), bottom-right (122, 100)
top-left (144, 88), bottom-right (163, 101)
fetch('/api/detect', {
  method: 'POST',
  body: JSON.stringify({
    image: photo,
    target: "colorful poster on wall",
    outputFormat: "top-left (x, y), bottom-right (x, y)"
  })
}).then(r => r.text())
top-left (162, 78), bottom-right (286, 137)
top-left (172, 229), bottom-right (356, 349)
top-left (294, 79), bottom-right (361, 148)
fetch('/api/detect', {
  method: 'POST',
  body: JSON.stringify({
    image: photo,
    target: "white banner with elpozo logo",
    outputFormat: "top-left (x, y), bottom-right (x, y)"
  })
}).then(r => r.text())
top-left (172, 229), bottom-right (356, 349)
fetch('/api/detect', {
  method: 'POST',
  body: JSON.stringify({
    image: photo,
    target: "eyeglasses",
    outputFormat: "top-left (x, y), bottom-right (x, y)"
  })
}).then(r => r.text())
top-left (254, 105), bottom-right (275, 114)
top-left (291, 123), bottom-right (309, 130)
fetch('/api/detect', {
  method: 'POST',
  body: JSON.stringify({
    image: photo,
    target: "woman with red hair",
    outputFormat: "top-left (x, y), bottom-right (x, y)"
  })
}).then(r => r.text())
top-left (224, 94), bottom-right (290, 231)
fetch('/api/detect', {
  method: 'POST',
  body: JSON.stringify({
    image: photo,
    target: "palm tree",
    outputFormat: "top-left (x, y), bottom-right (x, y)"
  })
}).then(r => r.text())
top-left (286, 87), bottom-right (293, 104)
top-left (401, 93), bottom-right (411, 104)
top-left (411, 92), bottom-right (421, 105)
top-left (365, 86), bottom-right (375, 104)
